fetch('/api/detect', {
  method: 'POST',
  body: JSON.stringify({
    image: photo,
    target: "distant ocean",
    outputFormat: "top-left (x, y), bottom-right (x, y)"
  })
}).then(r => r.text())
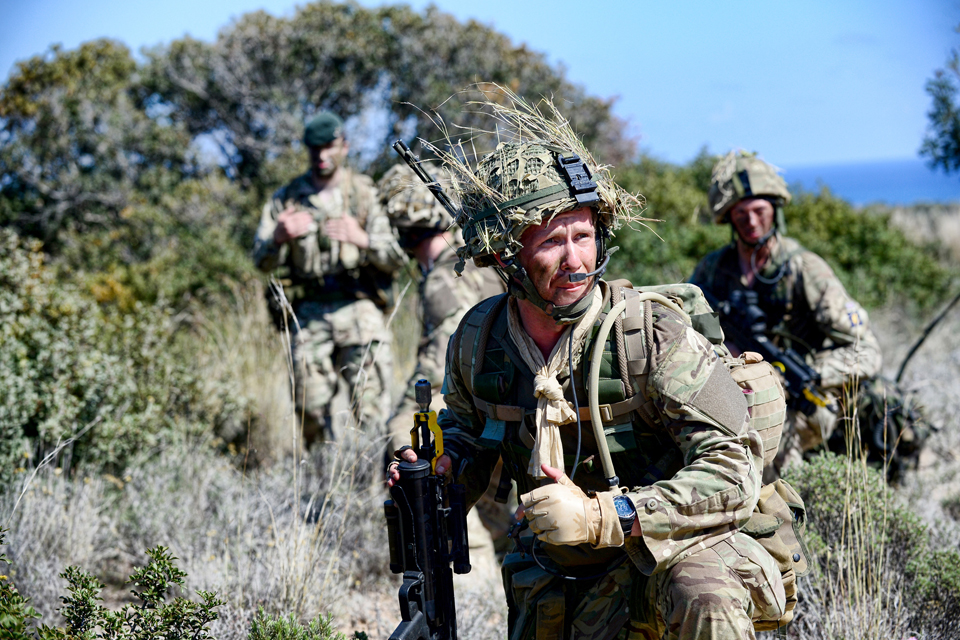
top-left (783, 158), bottom-right (960, 207)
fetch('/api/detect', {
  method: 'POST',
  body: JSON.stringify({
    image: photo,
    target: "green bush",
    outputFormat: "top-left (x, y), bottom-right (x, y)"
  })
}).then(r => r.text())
top-left (0, 228), bottom-right (249, 483)
top-left (248, 609), bottom-right (357, 640)
top-left (787, 189), bottom-right (953, 310)
top-left (0, 529), bottom-right (41, 639)
top-left (1, 532), bottom-right (223, 640)
top-left (1, 527), bottom-right (365, 640)
top-left (786, 452), bottom-right (960, 635)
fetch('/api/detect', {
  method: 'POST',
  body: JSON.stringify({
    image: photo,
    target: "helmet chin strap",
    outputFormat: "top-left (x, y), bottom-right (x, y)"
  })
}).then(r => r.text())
top-left (735, 225), bottom-right (777, 249)
top-left (496, 246), bottom-right (618, 325)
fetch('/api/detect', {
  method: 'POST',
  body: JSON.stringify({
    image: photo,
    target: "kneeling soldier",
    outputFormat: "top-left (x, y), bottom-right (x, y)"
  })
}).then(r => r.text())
top-left (389, 100), bottom-right (787, 639)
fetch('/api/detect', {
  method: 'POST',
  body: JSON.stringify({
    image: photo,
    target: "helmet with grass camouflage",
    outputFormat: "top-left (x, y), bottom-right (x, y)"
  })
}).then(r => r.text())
top-left (378, 162), bottom-right (454, 231)
top-left (452, 140), bottom-right (625, 322)
top-left (708, 150), bottom-right (791, 224)
top-left (457, 141), bottom-right (618, 269)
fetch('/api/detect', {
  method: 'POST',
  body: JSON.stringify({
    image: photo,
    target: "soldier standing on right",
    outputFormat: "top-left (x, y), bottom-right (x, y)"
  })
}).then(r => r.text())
top-left (690, 150), bottom-right (883, 477)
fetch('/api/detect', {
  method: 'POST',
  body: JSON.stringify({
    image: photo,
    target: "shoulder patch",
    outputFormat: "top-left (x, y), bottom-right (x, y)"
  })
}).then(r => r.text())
top-left (688, 365), bottom-right (749, 436)
top-left (648, 318), bottom-right (718, 405)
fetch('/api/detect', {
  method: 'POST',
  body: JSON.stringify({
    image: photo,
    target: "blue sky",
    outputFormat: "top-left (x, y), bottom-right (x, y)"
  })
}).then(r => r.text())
top-left (1, 0), bottom-right (958, 166)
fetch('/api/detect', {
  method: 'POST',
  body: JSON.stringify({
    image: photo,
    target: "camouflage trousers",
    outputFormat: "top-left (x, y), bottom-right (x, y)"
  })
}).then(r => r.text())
top-left (502, 531), bottom-right (785, 640)
top-left (292, 298), bottom-right (393, 446)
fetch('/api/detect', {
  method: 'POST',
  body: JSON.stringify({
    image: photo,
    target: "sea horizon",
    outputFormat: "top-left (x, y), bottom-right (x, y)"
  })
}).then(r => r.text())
top-left (783, 157), bottom-right (960, 208)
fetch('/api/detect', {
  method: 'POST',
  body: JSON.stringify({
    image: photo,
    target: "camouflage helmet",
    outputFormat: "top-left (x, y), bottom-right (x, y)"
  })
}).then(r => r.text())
top-left (708, 150), bottom-right (792, 224)
top-left (457, 141), bottom-right (618, 269)
top-left (449, 140), bottom-right (630, 322)
top-left (377, 162), bottom-right (454, 231)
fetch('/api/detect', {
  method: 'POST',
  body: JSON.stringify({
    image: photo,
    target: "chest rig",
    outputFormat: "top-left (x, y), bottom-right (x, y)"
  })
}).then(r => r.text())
top-left (712, 244), bottom-right (826, 357)
top-left (455, 282), bottom-right (724, 499)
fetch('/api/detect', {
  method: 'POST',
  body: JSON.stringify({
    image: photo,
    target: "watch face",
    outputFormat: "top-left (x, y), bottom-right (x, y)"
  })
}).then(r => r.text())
top-left (614, 496), bottom-right (636, 518)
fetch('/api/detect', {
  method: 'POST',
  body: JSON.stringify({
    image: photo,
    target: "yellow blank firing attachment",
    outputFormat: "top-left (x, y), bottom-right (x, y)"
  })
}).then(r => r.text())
top-left (802, 388), bottom-right (829, 408)
top-left (411, 410), bottom-right (444, 474)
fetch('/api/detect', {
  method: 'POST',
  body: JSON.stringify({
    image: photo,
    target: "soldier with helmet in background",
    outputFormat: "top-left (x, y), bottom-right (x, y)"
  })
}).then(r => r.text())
top-left (689, 150), bottom-right (911, 479)
top-left (388, 93), bottom-right (802, 639)
top-left (378, 162), bottom-right (509, 590)
top-left (253, 111), bottom-right (405, 446)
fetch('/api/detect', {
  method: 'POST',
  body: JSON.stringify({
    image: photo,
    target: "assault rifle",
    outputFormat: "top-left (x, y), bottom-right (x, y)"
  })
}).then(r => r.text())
top-left (703, 289), bottom-right (831, 416)
top-left (384, 379), bottom-right (470, 640)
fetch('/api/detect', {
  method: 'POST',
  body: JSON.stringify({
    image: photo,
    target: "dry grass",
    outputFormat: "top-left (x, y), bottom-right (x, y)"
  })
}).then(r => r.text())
top-left (0, 276), bottom-right (504, 640)
top-left (758, 305), bottom-right (960, 639)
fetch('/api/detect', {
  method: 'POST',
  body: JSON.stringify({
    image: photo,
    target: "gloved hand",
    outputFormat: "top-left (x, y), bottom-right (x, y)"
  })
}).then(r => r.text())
top-left (520, 465), bottom-right (624, 548)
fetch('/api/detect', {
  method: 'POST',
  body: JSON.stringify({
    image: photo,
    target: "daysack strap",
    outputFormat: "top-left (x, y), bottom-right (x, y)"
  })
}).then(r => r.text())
top-left (456, 293), bottom-right (509, 403)
top-left (610, 285), bottom-right (634, 399)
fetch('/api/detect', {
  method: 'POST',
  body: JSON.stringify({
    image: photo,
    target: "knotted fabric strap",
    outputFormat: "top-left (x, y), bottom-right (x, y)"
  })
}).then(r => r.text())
top-left (506, 288), bottom-right (603, 478)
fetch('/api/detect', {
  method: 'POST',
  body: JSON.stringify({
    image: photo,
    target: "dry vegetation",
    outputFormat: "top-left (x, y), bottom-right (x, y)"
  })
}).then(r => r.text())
top-left (0, 276), bottom-right (507, 640)
top-left (3, 249), bottom-right (960, 640)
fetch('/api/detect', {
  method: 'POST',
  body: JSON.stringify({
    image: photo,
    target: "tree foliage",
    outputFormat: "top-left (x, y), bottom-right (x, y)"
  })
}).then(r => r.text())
top-left (920, 25), bottom-right (960, 176)
top-left (0, 40), bottom-right (196, 244)
top-left (141, 1), bottom-right (634, 192)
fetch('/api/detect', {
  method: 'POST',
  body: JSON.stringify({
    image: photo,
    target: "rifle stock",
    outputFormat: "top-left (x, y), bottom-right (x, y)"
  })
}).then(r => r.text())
top-left (384, 380), bottom-right (470, 640)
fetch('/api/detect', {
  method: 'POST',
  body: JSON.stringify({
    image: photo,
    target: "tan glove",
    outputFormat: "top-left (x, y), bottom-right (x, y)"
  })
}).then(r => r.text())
top-left (520, 474), bottom-right (624, 548)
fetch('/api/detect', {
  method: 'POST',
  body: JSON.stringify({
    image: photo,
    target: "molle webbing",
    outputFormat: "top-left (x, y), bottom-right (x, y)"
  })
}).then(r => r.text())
top-left (462, 284), bottom-right (665, 439)
top-left (729, 358), bottom-right (787, 467)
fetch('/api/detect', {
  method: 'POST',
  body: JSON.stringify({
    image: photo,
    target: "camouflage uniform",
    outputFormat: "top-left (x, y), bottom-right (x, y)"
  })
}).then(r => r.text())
top-left (379, 160), bottom-right (511, 589)
top-left (439, 282), bottom-right (784, 639)
top-left (254, 169), bottom-right (405, 443)
top-left (392, 125), bottom-right (787, 638)
top-left (690, 151), bottom-right (883, 473)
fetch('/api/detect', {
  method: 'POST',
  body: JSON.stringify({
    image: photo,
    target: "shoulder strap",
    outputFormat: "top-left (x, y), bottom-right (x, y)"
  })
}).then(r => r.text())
top-left (456, 293), bottom-right (509, 400)
top-left (606, 286), bottom-right (661, 428)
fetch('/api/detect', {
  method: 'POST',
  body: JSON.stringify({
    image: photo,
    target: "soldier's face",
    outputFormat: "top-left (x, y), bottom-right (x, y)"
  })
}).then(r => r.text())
top-left (730, 198), bottom-right (775, 245)
top-left (518, 207), bottom-right (598, 309)
top-left (308, 137), bottom-right (349, 178)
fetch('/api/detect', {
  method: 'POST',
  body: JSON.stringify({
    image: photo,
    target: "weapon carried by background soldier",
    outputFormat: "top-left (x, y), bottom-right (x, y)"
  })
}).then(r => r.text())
top-left (388, 87), bottom-right (809, 639)
top-left (384, 379), bottom-right (470, 640)
top-left (690, 150), bottom-right (930, 482)
top-left (703, 288), bottom-right (833, 417)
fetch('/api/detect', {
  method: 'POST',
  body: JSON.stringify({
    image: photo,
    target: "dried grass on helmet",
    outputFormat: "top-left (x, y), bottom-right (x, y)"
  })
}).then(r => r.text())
top-left (411, 84), bottom-right (652, 261)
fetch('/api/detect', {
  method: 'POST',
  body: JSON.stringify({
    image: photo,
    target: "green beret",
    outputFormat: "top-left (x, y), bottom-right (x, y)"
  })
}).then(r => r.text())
top-left (303, 112), bottom-right (344, 147)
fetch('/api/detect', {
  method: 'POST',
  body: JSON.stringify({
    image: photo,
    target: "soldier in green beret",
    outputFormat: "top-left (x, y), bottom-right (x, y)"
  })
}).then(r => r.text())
top-left (254, 111), bottom-right (405, 446)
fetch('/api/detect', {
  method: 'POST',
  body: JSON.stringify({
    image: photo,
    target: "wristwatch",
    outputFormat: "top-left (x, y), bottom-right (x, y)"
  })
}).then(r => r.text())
top-left (613, 495), bottom-right (637, 536)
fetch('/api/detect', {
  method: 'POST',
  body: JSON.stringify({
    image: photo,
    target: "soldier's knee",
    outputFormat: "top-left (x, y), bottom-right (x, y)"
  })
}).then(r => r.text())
top-left (658, 539), bottom-right (777, 638)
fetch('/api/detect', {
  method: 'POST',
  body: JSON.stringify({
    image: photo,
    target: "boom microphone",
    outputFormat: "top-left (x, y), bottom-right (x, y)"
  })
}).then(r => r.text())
top-left (568, 248), bottom-right (617, 283)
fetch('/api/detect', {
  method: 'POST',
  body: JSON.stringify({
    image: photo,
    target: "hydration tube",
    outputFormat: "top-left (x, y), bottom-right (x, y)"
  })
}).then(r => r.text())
top-left (587, 291), bottom-right (690, 490)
